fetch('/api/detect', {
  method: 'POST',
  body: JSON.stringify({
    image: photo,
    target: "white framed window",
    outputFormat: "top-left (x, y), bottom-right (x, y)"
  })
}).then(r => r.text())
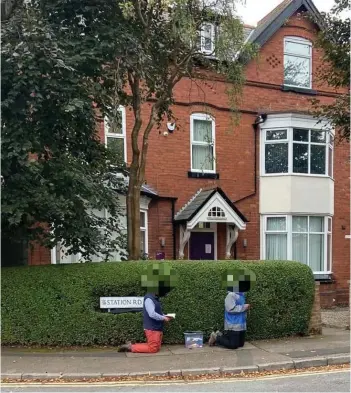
top-left (208, 206), bottom-right (225, 218)
top-left (140, 210), bottom-right (148, 256)
top-left (190, 113), bottom-right (216, 173)
top-left (263, 215), bottom-right (332, 273)
top-left (263, 128), bottom-right (333, 176)
top-left (104, 106), bottom-right (127, 162)
top-left (198, 23), bottom-right (215, 55)
top-left (284, 37), bottom-right (312, 89)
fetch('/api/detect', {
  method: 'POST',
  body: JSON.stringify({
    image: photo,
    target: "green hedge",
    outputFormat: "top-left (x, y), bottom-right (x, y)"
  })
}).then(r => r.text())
top-left (1, 260), bottom-right (315, 346)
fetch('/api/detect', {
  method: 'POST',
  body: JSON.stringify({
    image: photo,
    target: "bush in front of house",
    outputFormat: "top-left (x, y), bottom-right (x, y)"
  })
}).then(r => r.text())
top-left (1, 260), bottom-right (315, 346)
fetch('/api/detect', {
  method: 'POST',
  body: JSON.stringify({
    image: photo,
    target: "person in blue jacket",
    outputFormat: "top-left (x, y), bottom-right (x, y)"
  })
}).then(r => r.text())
top-left (208, 268), bottom-right (255, 349)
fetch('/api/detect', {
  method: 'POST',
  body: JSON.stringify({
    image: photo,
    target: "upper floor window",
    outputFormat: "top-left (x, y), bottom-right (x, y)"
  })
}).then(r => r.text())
top-left (104, 106), bottom-right (127, 162)
top-left (190, 113), bottom-right (215, 173)
top-left (284, 37), bottom-right (312, 89)
top-left (263, 128), bottom-right (333, 177)
top-left (198, 23), bottom-right (215, 54)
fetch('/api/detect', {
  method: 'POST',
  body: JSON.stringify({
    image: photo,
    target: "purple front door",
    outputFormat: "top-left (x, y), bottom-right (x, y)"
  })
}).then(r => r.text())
top-left (189, 232), bottom-right (215, 260)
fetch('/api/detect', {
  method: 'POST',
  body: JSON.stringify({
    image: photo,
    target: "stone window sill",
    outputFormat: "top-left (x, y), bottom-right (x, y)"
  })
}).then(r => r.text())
top-left (281, 85), bottom-right (317, 95)
top-left (188, 171), bottom-right (220, 180)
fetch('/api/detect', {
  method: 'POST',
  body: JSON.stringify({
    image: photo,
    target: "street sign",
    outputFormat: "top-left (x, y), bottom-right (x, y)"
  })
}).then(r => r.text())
top-left (100, 296), bottom-right (144, 309)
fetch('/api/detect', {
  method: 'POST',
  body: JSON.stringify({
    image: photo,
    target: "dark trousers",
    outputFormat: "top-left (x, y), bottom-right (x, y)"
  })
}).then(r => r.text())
top-left (216, 330), bottom-right (246, 349)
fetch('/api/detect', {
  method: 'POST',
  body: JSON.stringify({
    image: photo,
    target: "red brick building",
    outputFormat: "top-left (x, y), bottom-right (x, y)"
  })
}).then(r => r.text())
top-left (30, 0), bottom-right (350, 307)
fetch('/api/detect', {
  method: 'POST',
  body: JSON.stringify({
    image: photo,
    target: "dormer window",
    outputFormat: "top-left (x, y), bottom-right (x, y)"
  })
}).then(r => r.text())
top-left (199, 23), bottom-right (215, 54)
top-left (284, 37), bottom-right (312, 89)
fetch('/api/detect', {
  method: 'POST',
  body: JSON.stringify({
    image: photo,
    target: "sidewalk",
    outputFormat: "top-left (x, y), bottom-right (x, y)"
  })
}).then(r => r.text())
top-left (1, 328), bottom-right (350, 380)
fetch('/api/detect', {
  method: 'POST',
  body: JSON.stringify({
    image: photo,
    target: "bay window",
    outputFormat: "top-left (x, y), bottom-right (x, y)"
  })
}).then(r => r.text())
top-left (263, 215), bottom-right (332, 273)
top-left (190, 113), bottom-right (215, 172)
top-left (263, 128), bottom-right (333, 176)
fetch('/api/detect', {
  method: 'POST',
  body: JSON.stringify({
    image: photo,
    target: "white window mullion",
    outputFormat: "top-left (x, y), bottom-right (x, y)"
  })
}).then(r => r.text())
top-left (287, 215), bottom-right (292, 260)
top-left (308, 133), bottom-right (311, 174)
top-left (307, 216), bottom-right (310, 269)
top-left (288, 127), bottom-right (293, 174)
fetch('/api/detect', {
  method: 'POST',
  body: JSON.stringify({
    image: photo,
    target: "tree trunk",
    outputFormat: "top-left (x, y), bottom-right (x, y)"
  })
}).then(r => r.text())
top-left (127, 165), bottom-right (141, 260)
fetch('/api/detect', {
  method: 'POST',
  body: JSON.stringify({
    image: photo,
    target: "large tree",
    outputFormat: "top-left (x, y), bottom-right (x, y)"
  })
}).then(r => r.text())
top-left (312, 0), bottom-right (350, 141)
top-left (1, 1), bottom-right (128, 264)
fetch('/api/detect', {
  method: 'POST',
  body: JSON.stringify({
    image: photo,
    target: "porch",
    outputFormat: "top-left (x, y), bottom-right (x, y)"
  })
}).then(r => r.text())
top-left (174, 187), bottom-right (248, 260)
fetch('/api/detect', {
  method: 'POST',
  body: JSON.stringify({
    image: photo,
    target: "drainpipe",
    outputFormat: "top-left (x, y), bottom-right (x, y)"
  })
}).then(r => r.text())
top-left (171, 199), bottom-right (176, 260)
top-left (234, 113), bottom-right (267, 204)
top-left (156, 196), bottom-right (178, 260)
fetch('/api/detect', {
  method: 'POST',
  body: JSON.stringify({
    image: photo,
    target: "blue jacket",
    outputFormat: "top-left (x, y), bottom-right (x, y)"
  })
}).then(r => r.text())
top-left (224, 292), bottom-right (247, 331)
top-left (143, 294), bottom-right (164, 331)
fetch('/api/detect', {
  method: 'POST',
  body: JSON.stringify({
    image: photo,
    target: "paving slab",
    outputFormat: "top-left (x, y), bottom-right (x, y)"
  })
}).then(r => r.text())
top-left (125, 347), bottom-right (172, 357)
top-left (251, 328), bottom-right (350, 355)
top-left (168, 343), bottom-right (255, 355)
top-left (281, 347), bottom-right (350, 359)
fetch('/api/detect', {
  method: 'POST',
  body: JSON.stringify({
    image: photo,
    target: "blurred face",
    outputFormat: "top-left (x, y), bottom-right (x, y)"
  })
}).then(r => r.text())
top-left (157, 284), bottom-right (172, 298)
top-left (223, 268), bottom-right (256, 293)
top-left (141, 263), bottom-right (178, 297)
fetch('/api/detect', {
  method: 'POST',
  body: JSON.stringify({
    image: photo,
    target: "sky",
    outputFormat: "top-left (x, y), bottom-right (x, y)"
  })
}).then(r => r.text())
top-left (236, 0), bottom-right (336, 26)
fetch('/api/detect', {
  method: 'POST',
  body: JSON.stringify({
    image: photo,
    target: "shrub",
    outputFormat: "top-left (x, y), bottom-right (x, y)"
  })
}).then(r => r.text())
top-left (1, 260), bottom-right (315, 346)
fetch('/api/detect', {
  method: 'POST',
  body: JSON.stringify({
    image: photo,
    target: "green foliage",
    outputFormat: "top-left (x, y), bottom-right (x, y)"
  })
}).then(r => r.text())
top-left (1, 1), bottom-right (257, 261)
top-left (1, 1), bottom-right (127, 261)
top-left (311, 0), bottom-right (350, 141)
top-left (1, 260), bottom-right (315, 346)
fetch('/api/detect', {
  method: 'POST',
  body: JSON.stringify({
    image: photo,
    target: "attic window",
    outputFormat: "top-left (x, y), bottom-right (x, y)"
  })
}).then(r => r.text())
top-left (208, 206), bottom-right (225, 219)
top-left (284, 37), bottom-right (312, 89)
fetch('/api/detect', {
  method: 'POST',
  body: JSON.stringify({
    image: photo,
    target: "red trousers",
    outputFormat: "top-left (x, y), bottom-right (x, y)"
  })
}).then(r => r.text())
top-left (131, 329), bottom-right (163, 353)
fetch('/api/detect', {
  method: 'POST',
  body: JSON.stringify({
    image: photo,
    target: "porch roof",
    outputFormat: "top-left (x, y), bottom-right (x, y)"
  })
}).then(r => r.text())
top-left (174, 187), bottom-right (248, 230)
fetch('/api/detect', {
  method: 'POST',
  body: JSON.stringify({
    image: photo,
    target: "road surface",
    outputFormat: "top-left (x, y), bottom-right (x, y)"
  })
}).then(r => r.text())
top-left (2, 370), bottom-right (350, 392)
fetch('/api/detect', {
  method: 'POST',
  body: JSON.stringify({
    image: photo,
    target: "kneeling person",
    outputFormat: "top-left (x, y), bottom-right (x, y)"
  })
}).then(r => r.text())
top-left (118, 263), bottom-right (177, 353)
top-left (209, 268), bottom-right (255, 349)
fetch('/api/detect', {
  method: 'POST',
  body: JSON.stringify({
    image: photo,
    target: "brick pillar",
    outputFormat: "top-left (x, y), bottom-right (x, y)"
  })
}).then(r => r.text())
top-left (309, 282), bottom-right (322, 335)
top-left (347, 281), bottom-right (350, 330)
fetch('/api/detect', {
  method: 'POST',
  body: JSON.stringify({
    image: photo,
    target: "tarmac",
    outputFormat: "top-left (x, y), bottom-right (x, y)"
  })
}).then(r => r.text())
top-left (1, 328), bottom-right (350, 380)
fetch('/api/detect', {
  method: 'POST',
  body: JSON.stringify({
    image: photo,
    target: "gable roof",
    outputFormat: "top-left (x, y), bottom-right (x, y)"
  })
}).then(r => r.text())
top-left (248, 0), bottom-right (322, 47)
top-left (174, 187), bottom-right (248, 224)
top-left (141, 183), bottom-right (158, 197)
